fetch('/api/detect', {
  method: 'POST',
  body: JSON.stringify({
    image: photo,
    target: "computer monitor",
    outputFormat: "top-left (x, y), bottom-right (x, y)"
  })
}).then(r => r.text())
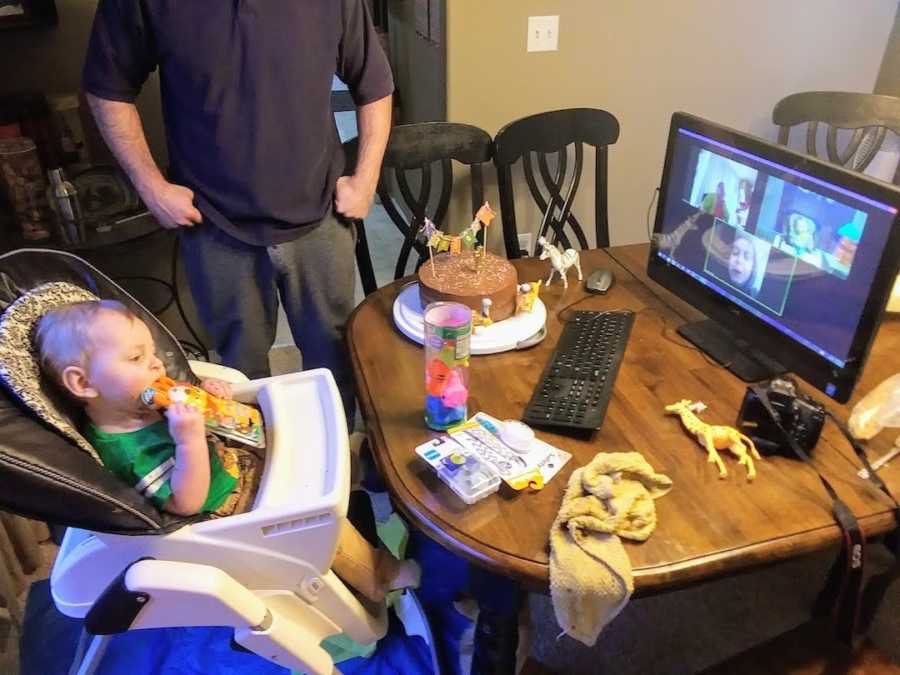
top-left (647, 112), bottom-right (900, 403)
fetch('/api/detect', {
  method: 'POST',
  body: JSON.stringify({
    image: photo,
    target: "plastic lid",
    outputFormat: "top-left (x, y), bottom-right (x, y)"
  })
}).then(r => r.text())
top-left (436, 452), bottom-right (500, 504)
top-left (499, 420), bottom-right (535, 453)
top-left (424, 301), bottom-right (472, 329)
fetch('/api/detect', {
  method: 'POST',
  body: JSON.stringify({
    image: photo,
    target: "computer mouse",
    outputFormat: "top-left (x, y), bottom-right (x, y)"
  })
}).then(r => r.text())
top-left (586, 268), bottom-right (615, 294)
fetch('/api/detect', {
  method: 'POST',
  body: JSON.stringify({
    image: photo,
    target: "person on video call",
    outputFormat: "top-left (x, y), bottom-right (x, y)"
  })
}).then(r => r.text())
top-left (775, 213), bottom-right (825, 268)
top-left (700, 181), bottom-right (730, 222)
top-left (728, 234), bottom-right (763, 297)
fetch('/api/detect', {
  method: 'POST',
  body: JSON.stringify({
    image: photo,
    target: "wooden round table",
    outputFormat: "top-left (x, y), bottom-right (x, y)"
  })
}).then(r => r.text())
top-left (348, 245), bottom-right (900, 595)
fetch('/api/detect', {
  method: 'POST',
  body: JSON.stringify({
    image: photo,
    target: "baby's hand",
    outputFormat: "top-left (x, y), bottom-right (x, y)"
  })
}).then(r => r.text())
top-left (165, 402), bottom-right (207, 447)
top-left (201, 378), bottom-right (232, 400)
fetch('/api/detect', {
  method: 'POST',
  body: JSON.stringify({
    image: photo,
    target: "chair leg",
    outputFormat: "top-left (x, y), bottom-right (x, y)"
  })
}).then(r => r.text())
top-left (394, 590), bottom-right (441, 675)
top-left (354, 218), bottom-right (378, 296)
top-left (68, 630), bottom-right (111, 675)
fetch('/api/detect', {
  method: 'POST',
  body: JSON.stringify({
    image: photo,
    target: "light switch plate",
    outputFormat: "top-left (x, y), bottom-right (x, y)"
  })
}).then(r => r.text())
top-left (527, 15), bottom-right (559, 52)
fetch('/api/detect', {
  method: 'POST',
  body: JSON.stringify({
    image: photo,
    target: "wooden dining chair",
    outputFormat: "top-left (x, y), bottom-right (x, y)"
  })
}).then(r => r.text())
top-left (492, 108), bottom-right (620, 259)
top-left (772, 91), bottom-right (900, 185)
top-left (349, 122), bottom-right (494, 296)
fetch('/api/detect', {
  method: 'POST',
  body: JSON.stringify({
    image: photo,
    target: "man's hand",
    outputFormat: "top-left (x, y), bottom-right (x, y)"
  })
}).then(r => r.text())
top-left (144, 180), bottom-right (203, 229)
top-left (83, 96), bottom-right (202, 230)
top-left (200, 378), bottom-right (232, 400)
top-left (334, 174), bottom-right (377, 220)
top-left (165, 402), bottom-right (207, 447)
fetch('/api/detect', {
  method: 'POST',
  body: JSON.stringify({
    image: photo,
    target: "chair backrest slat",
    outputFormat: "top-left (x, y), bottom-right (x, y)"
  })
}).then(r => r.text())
top-left (434, 158), bottom-right (454, 227)
top-left (806, 120), bottom-right (819, 158)
top-left (595, 145), bottom-right (610, 248)
top-left (557, 141), bottom-right (586, 250)
top-left (827, 126), bottom-right (865, 167)
top-left (522, 152), bottom-right (547, 217)
top-left (856, 126), bottom-right (887, 172)
top-left (533, 150), bottom-right (569, 249)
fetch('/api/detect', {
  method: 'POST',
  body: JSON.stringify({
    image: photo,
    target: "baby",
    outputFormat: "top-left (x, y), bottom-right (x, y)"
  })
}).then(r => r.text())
top-left (35, 299), bottom-right (419, 602)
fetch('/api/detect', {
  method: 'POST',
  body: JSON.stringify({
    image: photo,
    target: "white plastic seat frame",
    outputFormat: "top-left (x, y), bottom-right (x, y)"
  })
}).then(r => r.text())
top-left (51, 365), bottom-right (387, 675)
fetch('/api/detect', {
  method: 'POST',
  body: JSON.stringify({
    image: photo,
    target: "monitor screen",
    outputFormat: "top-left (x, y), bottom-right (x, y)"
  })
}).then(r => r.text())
top-left (647, 113), bottom-right (900, 402)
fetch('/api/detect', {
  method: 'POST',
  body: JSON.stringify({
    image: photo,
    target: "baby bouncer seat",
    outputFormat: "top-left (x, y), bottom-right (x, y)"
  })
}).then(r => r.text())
top-left (0, 249), bottom-right (388, 675)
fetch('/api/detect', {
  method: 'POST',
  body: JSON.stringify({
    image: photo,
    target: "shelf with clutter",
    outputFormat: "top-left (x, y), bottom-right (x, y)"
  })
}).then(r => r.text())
top-left (0, 90), bottom-right (143, 248)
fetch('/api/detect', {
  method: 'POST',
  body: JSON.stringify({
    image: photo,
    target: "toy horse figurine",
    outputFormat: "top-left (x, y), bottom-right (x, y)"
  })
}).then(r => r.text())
top-left (538, 237), bottom-right (582, 289)
top-left (665, 399), bottom-right (762, 480)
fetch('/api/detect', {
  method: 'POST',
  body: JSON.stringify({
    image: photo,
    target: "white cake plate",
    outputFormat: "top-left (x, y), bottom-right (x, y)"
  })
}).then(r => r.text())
top-left (393, 282), bottom-right (547, 354)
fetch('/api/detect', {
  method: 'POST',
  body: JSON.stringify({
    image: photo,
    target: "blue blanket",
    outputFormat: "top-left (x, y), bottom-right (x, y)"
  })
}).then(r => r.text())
top-left (21, 533), bottom-right (475, 675)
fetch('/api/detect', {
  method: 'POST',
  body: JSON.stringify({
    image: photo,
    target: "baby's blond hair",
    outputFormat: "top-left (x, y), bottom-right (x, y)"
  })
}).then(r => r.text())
top-left (35, 300), bottom-right (136, 383)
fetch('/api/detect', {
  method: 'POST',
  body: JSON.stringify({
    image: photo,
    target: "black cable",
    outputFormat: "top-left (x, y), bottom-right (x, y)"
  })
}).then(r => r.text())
top-left (600, 245), bottom-right (732, 371)
top-left (171, 233), bottom-right (209, 360)
top-left (555, 294), bottom-right (609, 323)
top-left (639, 303), bottom-right (732, 369)
top-left (646, 186), bottom-right (660, 241)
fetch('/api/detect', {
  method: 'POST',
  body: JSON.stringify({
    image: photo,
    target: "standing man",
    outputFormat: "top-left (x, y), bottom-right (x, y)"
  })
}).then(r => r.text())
top-left (82, 1), bottom-right (393, 421)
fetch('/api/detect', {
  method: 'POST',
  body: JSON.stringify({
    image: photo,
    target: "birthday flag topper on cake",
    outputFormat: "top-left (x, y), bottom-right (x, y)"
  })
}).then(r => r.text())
top-left (418, 203), bottom-right (498, 276)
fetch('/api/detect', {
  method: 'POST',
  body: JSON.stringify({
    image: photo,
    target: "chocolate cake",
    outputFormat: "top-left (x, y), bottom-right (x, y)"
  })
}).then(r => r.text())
top-left (418, 251), bottom-right (518, 321)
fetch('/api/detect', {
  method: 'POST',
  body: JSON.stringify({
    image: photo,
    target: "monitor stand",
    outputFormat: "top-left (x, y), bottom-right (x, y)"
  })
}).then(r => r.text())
top-left (677, 319), bottom-right (785, 382)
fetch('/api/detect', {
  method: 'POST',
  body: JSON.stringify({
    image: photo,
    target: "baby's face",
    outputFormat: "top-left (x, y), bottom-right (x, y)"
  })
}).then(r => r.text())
top-left (728, 238), bottom-right (754, 287)
top-left (85, 311), bottom-right (165, 408)
top-left (789, 216), bottom-right (816, 250)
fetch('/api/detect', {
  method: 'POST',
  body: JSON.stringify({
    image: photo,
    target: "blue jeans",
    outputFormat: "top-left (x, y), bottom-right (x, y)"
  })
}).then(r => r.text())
top-left (179, 210), bottom-right (357, 423)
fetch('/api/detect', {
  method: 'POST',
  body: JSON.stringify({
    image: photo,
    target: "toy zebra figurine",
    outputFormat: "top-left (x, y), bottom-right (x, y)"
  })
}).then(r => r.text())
top-left (537, 237), bottom-right (582, 289)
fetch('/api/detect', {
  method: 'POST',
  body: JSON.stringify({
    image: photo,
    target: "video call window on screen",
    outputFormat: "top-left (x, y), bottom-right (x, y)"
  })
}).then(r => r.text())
top-left (703, 220), bottom-right (796, 316)
top-left (685, 148), bottom-right (868, 280)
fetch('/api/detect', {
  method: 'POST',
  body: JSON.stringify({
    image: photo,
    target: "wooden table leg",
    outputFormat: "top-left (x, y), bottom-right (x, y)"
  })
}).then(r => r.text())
top-left (470, 565), bottom-right (526, 675)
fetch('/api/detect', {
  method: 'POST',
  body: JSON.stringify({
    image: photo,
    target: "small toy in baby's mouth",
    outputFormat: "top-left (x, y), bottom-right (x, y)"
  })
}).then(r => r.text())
top-left (140, 376), bottom-right (266, 448)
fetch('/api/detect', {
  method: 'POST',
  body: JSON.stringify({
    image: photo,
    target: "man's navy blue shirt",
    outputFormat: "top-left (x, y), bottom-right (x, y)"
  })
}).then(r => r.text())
top-left (83, 0), bottom-right (393, 246)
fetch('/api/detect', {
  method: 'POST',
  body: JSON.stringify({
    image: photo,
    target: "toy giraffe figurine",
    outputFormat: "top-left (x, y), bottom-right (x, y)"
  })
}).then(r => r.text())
top-left (665, 399), bottom-right (762, 480)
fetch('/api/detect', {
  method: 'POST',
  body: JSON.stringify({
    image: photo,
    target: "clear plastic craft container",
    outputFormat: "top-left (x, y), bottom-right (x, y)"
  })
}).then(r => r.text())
top-left (435, 451), bottom-right (501, 504)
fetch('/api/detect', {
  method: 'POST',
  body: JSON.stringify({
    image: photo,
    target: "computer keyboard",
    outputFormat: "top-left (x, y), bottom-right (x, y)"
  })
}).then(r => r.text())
top-left (522, 310), bottom-right (635, 433)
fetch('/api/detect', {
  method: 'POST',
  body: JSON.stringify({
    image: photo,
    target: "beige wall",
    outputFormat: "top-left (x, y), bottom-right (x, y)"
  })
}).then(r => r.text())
top-left (447, 1), bottom-right (897, 247)
top-left (875, 3), bottom-right (900, 95)
top-left (0, 0), bottom-right (168, 164)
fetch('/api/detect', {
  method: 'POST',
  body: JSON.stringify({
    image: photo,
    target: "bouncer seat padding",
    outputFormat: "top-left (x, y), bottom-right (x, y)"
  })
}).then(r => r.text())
top-left (0, 249), bottom-right (197, 534)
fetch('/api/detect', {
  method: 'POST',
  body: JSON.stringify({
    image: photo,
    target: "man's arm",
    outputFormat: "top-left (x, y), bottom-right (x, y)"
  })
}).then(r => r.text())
top-left (86, 94), bottom-right (202, 229)
top-left (334, 93), bottom-right (392, 220)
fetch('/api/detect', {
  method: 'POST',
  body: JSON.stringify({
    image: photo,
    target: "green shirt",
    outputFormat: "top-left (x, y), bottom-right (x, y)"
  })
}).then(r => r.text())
top-left (85, 420), bottom-right (238, 512)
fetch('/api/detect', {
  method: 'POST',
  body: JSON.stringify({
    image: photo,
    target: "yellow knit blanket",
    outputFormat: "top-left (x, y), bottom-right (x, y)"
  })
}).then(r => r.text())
top-left (549, 452), bottom-right (672, 646)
